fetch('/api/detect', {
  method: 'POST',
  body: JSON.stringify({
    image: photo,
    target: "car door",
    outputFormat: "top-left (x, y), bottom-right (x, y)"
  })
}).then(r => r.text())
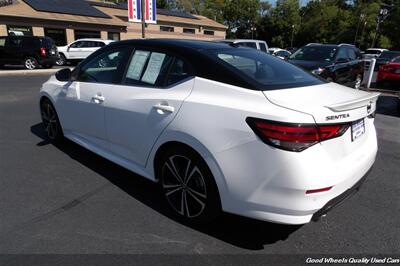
top-left (67, 41), bottom-right (85, 59)
top-left (333, 47), bottom-right (351, 85)
top-left (104, 48), bottom-right (195, 167)
top-left (56, 46), bottom-right (131, 150)
top-left (5, 36), bottom-right (23, 64)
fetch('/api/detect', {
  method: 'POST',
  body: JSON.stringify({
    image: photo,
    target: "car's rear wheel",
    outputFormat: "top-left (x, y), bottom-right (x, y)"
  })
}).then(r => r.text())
top-left (56, 54), bottom-right (66, 66)
top-left (24, 57), bottom-right (39, 70)
top-left (157, 145), bottom-right (221, 224)
top-left (40, 98), bottom-right (63, 142)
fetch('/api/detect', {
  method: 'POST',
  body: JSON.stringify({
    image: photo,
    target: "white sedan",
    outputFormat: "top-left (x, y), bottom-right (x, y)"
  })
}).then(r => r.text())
top-left (39, 39), bottom-right (379, 225)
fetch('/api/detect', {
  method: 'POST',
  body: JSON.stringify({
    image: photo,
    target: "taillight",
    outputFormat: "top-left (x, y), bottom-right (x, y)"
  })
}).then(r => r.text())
top-left (246, 118), bottom-right (350, 152)
top-left (40, 47), bottom-right (46, 58)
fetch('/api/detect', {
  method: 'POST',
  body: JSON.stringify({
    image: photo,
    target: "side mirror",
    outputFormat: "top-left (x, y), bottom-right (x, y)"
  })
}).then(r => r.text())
top-left (55, 68), bottom-right (71, 82)
top-left (336, 58), bottom-right (348, 64)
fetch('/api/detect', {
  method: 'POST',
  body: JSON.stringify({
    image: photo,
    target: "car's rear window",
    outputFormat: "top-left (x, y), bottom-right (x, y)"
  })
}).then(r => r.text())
top-left (210, 48), bottom-right (324, 90)
top-left (365, 49), bottom-right (383, 54)
top-left (290, 46), bottom-right (337, 61)
top-left (40, 37), bottom-right (55, 48)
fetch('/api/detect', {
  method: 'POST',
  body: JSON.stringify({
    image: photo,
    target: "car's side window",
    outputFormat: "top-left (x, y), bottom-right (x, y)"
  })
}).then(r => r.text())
top-left (97, 42), bottom-right (106, 47)
top-left (238, 42), bottom-right (257, 49)
top-left (336, 48), bottom-right (348, 62)
top-left (124, 49), bottom-right (173, 87)
top-left (70, 41), bottom-right (83, 48)
top-left (393, 57), bottom-right (400, 63)
top-left (165, 58), bottom-right (193, 86)
top-left (259, 43), bottom-right (267, 52)
top-left (348, 48), bottom-right (357, 61)
top-left (78, 47), bottom-right (130, 84)
top-left (8, 37), bottom-right (22, 47)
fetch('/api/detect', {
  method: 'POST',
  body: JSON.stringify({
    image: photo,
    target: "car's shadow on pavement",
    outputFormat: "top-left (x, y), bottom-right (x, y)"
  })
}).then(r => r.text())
top-left (31, 123), bottom-right (301, 250)
top-left (376, 95), bottom-right (400, 118)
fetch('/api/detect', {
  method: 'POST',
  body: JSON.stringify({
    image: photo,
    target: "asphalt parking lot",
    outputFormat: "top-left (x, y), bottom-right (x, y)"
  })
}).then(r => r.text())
top-left (0, 73), bottom-right (399, 259)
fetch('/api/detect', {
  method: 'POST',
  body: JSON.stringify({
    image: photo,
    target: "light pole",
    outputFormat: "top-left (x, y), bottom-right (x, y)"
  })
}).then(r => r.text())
top-left (354, 13), bottom-right (364, 45)
top-left (371, 4), bottom-right (392, 48)
top-left (290, 24), bottom-right (295, 48)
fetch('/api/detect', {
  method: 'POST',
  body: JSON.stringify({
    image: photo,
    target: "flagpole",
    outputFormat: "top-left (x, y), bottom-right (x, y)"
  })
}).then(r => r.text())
top-left (141, 0), bottom-right (145, 38)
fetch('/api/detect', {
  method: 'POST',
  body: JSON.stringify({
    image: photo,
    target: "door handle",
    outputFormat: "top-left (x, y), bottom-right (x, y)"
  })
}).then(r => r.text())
top-left (92, 94), bottom-right (105, 104)
top-left (153, 104), bottom-right (174, 114)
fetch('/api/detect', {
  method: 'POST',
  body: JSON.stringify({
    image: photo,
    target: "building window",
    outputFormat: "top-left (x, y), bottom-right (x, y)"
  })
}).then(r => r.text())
top-left (74, 30), bottom-right (101, 40)
top-left (160, 26), bottom-right (174, 32)
top-left (204, 30), bottom-right (214, 36)
top-left (183, 28), bottom-right (195, 34)
top-left (108, 32), bottom-right (120, 41)
top-left (44, 28), bottom-right (67, 46)
top-left (7, 25), bottom-right (32, 36)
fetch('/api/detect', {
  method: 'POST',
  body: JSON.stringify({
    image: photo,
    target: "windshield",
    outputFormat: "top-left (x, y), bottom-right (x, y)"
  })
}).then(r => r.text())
top-left (290, 46), bottom-right (337, 61)
top-left (379, 51), bottom-right (400, 60)
top-left (210, 48), bottom-right (324, 90)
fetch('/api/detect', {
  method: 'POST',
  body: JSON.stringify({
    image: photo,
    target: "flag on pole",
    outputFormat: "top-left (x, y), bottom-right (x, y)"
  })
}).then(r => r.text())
top-left (128, 0), bottom-right (157, 24)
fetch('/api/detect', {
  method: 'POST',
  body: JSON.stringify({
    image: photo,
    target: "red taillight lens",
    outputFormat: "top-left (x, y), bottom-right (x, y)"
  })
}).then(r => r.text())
top-left (306, 186), bottom-right (333, 194)
top-left (246, 118), bottom-right (349, 152)
top-left (40, 47), bottom-right (46, 57)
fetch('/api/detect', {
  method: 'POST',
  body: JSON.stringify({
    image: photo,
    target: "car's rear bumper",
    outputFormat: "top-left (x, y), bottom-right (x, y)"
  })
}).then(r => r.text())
top-left (216, 118), bottom-right (378, 225)
top-left (39, 56), bottom-right (58, 66)
top-left (311, 166), bottom-right (372, 221)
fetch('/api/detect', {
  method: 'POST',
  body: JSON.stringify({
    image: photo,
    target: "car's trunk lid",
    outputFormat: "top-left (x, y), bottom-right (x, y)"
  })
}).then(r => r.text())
top-left (263, 82), bottom-right (380, 124)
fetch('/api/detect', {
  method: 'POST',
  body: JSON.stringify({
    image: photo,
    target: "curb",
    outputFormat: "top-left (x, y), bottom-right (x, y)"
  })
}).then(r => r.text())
top-left (0, 68), bottom-right (70, 76)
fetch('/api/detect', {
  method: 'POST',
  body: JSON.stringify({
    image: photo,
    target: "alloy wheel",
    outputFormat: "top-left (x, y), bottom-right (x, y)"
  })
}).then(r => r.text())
top-left (25, 58), bottom-right (38, 70)
top-left (41, 101), bottom-right (58, 140)
top-left (161, 155), bottom-right (207, 218)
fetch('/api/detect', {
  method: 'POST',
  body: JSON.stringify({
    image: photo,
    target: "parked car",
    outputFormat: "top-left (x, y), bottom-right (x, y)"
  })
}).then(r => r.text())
top-left (56, 39), bottom-right (114, 66)
top-left (39, 39), bottom-right (378, 225)
top-left (376, 56), bottom-right (400, 89)
top-left (288, 43), bottom-right (364, 89)
top-left (374, 50), bottom-right (400, 71)
top-left (363, 48), bottom-right (388, 59)
top-left (0, 36), bottom-right (58, 69)
top-left (269, 48), bottom-right (291, 60)
top-left (219, 39), bottom-right (269, 53)
top-left (285, 47), bottom-right (298, 54)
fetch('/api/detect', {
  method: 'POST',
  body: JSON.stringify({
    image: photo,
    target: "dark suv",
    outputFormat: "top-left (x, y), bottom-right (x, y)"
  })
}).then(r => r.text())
top-left (0, 36), bottom-right (58, 69)
top-left (288, 43), bottom-right (364, 89)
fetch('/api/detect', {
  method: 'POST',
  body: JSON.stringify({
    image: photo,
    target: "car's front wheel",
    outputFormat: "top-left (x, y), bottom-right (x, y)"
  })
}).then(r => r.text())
top-left (40, 98), bottom-right (63, 142)
top-left (157, 145), bottom-right (221, 224)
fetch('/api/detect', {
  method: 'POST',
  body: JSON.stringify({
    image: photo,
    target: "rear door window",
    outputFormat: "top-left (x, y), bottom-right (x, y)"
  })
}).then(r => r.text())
top-left (8, 37), bottom-right (22, 47)
top-left (124, 49), bottom-right (173, 87)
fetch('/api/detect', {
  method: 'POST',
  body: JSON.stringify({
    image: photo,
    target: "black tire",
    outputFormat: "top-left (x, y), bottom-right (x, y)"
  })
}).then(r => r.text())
top-left (24, 57), bottom-right (39, 70)
top-left (156, 145), bottom-right (221, 224)
top-left (40, 98), bottom-right (63, 142)
top-left (56, 54), bottom-right (66, 66)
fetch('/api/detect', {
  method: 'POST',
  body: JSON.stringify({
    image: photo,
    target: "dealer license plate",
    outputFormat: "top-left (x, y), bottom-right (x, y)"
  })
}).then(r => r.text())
top-left (351, 119), bottom-right (365, 141)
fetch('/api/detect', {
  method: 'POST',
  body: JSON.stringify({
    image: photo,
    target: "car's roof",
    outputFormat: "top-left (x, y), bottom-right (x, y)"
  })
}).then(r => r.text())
top-left (114, 39), bottom-right (232, 51)
top-left (75, 38), bottom-right (113, 42)
top-left (222, 39), bottom-right (266, 43)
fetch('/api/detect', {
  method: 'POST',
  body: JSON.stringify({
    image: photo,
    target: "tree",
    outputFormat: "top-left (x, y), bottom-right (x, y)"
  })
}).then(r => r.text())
top-left (223, 0), bottom-right (261, 38)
